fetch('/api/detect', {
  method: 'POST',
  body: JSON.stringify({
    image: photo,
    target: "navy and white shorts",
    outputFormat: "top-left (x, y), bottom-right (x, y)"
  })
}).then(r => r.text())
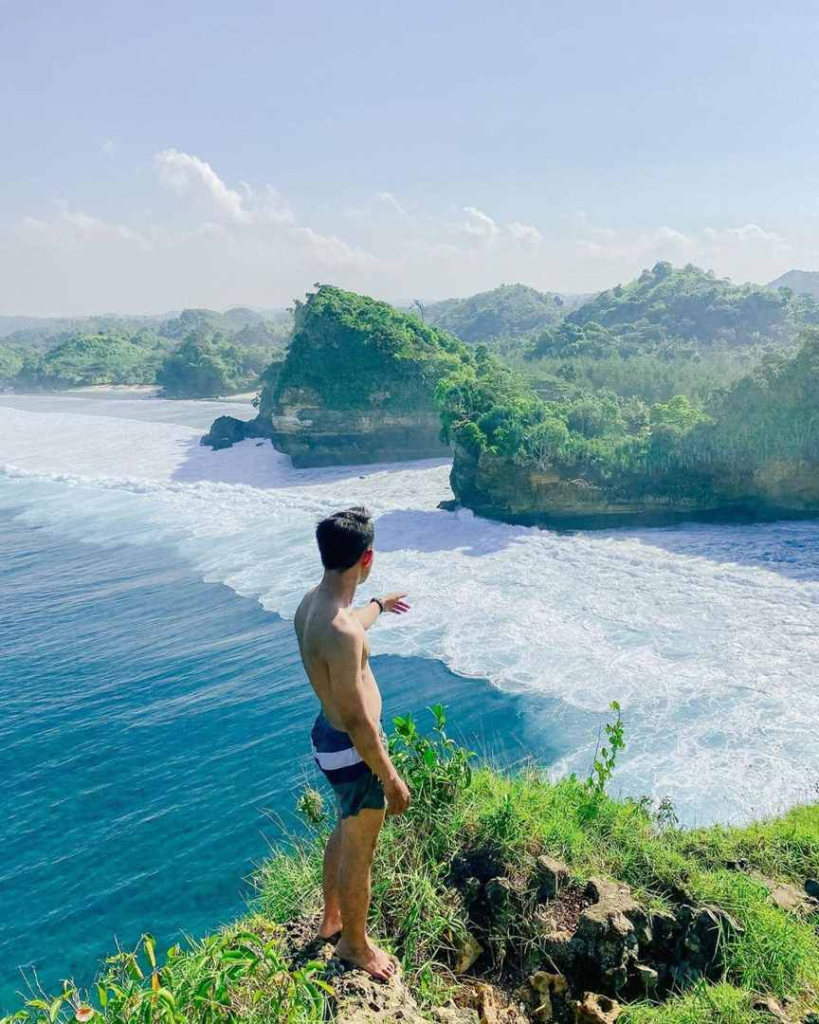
top-left (310, 712), bottom-right (386, 819)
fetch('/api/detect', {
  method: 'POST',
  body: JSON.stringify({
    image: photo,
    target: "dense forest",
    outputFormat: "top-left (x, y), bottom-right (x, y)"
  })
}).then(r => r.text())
top-left (437, 328), bottom-right (819, 513)
top-left (421, 283), bottom-right (587, 344)
top-left (6, 263), bottom-right (819, 420)
top-left (264, 284), bottom-right (470, 416)
top-left (531, 261), bottom-right (819, 359)
top-left (0, 307), bottom-right (291, 397)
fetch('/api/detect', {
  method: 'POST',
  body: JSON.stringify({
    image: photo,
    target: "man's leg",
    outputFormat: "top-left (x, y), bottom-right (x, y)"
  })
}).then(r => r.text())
top-left (318, 819), bottom-right (343, 940)
top-left (334, 806), bottom-right (396, 980)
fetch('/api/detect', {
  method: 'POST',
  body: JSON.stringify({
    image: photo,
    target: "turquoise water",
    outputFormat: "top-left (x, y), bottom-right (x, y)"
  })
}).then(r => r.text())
top-left (0, 499), bottom-right (578, 1012)
top-left (3, 392), bottom-right (819, 1011)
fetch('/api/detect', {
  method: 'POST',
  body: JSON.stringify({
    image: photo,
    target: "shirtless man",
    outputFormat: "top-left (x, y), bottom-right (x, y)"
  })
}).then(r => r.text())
top-left (294, 506), bottom-right (411, 981)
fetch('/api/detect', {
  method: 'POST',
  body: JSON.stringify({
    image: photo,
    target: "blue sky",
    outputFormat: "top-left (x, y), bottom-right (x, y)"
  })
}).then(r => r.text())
top-left (2, 0), bottom-right (818, 314)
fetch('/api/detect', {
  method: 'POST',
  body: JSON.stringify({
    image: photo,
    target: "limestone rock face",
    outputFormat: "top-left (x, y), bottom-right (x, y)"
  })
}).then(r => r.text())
top-left (749, 871), bottom-right (819, 916)
top-left (449, 443), bottom-right (819, 529)
top-left (573, 992), bottom-right (621, 1024)
top-left (264, 402), bottom-right (450, 468)
top-left (572, 878), bottom-right (649, 993)
top-left (332, 968), bottom-right (428, 1023)
top-left (201, 405), bottom-right (450, 467)
top-left (201, 415), bottom-right (261, 450)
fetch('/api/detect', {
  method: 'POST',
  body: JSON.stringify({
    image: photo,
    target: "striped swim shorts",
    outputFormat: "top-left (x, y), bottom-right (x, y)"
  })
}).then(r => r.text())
top-left (310, 712), bottom-right (386, 819)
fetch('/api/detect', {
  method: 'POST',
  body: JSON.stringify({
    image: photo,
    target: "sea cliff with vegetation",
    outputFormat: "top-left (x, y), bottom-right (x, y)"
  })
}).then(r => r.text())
top-left (204, 285), bottom-right (471, 466)
top-left (440, 331), bottom-right (819, 528)
top-left (6, 707), bottom-right (819, 1023)
top-left (201, 266), bottom-right (819, 527)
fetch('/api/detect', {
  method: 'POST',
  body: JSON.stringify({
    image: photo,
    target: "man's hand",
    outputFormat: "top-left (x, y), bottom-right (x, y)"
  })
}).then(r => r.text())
top-left (384, 774), bottom-right (411, 816)
top-left (380, 592), bottom-right (410, 615)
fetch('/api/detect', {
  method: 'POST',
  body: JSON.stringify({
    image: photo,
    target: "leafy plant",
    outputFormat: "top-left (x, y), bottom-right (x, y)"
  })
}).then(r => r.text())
top-left (1, 927), bottom-right (331, 1024)
top-left (390, 703), bottom-right (475, 817)
top-left (587, 700), bottom-right (626, 798)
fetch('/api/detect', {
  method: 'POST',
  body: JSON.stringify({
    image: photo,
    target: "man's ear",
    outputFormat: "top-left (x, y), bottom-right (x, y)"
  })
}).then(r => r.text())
top-left (361, 549), bottom-right (374, 568)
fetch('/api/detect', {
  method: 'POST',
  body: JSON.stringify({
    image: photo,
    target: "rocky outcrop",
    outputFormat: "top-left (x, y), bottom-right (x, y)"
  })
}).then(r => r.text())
top-left (449, 444), bottom-right (819, 529)
top-left (201, 415), bottom-right (266, 450)
top-left (201, 404), bottom-right (450, 467)
top-left (259, 397), bottom-right (450, 468)
top-left (200, 284), bottom-right (470, 467)
top-left (458, 855), bottom-right (749, 1011)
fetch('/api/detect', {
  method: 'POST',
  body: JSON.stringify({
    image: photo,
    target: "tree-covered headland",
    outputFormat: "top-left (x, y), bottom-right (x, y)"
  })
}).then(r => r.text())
top-left (228, 284), bottom-right (475, 466)
top-left (263, 284), bottom-right (470, 416)
top-left (438, 329), bottom-right (819, 524)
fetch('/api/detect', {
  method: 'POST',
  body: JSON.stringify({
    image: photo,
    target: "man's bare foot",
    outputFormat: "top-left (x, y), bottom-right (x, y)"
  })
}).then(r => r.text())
top-left (317, 911), bottom-right (343, 942)
top-left (335, 936), bottom-right (398, 982)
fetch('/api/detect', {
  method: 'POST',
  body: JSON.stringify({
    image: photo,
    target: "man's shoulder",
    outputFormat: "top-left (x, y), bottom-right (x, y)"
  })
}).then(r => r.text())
top-left (325, 609), bottom-right (364, 649)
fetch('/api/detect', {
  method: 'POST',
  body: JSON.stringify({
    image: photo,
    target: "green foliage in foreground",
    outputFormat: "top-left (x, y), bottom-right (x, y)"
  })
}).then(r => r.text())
top-left (2, 924), bottom-right (330, 1024)
top-left (6, 708), bottom-right (819, 1023)
top-left (260, 706), bottom-right (819, 1020)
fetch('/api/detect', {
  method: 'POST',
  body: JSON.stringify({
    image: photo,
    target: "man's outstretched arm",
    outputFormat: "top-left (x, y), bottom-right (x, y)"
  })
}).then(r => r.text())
top-left (351, 592), bottom-right (410, 631)
top-left (328, 628), bottom-right (410, 815)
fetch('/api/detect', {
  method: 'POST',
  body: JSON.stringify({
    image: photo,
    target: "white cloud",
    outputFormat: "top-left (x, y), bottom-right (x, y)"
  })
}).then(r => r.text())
top-left (19, 202), bottom-right (150, 250)
top-left (154, 148), bottom-right (294, 226)
top-left (577, 225), bottom-right (693, 261)
top-left (374, 191), bottom-right (411, 220)
top-left (291, 226), bottom-right (379, 268)
top-left (570, 211), bottom-right (616, 239)
top-left (101, 139), bottom-right (117, 156)
top-left (460, 206), bottom-right (499, 238)
top-left (9, 144), bottom-right (808, 314)
top-left (343, 190), bottom-right (412, 222)
top-left (508, 221), bottom-right (543, 245)
top-left (704, 223), bottom-right (786, 246)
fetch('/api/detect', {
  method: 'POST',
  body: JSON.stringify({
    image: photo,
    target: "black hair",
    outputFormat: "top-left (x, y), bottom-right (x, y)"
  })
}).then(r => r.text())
top-left (315, 506), bottom-right (374, 571)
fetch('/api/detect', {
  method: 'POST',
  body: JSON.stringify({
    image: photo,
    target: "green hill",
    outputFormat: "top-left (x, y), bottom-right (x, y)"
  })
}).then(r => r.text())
top-left (423, 283), bottom-right (586, 344)
top-left (442, 328), bottom-right (819, 525)
top-left (13, 331), bottom-right (167, 389)
top-left (265, 284), bottom-right (469, 415)
top-left (534, 262), bottom-right (819, 358)
top-left (0, 305), bottom-right (292, 395)
top-left (6, 711), bottom-right (819, 1023)
top-left (768, 268), bottom-right (819, 299)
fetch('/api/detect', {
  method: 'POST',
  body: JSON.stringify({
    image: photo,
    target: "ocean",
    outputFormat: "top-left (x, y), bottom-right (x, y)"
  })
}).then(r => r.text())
top-left (1, 391), bottom-right (818, 1010)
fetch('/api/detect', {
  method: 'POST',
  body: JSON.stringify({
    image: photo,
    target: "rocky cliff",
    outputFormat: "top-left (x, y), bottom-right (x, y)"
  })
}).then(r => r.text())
top-left (202, 284), bottom-right (469, 467)
top-left (449, 444), bottom-right (819, 529)
top-left (202, 390), bottom-right (450, 468)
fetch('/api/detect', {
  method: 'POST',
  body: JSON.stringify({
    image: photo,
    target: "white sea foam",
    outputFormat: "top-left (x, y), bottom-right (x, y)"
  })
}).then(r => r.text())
top-left (3, 402), bottom-right (819, 825)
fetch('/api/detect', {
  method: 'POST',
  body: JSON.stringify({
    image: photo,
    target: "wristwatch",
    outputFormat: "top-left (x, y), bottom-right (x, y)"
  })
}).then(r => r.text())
top-left (369, 597), bottom-right (384, 614)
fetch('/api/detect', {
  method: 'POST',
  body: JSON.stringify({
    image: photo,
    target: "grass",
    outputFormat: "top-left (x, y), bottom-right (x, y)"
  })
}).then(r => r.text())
top-left (620, 982), bottom-right (769, 1023)
top-left (259, 706), bottom-right (819, 1019)
top-left (5, 705), bottom-right (819, 1022)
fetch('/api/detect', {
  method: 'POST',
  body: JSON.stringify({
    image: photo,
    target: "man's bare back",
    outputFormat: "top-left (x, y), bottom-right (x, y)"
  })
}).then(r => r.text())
top-left (295, 587), bottom-right (382, 732)
top-left (296, 506), bottom-right (411, 981)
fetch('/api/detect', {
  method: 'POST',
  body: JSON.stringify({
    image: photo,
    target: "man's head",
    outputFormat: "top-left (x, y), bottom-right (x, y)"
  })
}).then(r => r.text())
top-left (316, 506), bottom-right (375, 580)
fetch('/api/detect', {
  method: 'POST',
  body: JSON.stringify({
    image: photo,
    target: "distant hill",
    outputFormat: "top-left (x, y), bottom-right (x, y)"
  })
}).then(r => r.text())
top-left (1, 306), bottom-right (293, 351)
top-left (0, 305), bottom-right (293, 393)
top-left (533, 261), bottom-right (819, 358)
top-left (0, 313), bottom-right (172, 344)
top-left (767, 269), bottom-right (819, 299)
top-left (422, 284), bottom-right (589, 344)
